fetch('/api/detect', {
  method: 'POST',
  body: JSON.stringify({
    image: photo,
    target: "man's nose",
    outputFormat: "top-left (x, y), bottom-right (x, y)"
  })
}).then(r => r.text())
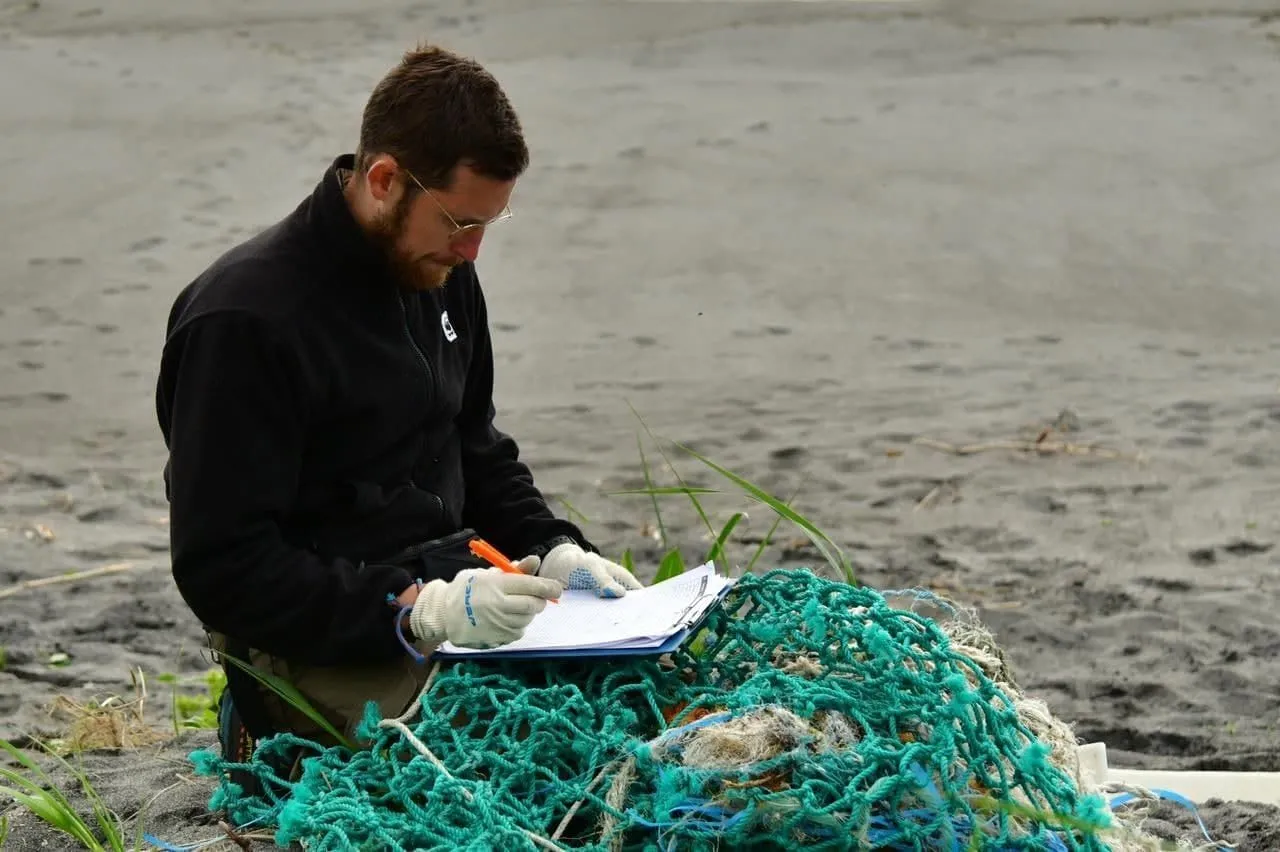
top-left (452, 230), bottom-right (483, 263)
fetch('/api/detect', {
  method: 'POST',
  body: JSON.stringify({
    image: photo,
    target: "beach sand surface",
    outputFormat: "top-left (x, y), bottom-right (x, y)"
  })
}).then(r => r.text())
top-left (3, 0), bottom-right (1280, 848)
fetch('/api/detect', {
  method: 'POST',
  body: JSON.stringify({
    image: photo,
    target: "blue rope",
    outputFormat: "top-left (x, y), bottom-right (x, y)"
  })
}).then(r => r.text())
top-left (1109, 787), bottom-right (1235, 849)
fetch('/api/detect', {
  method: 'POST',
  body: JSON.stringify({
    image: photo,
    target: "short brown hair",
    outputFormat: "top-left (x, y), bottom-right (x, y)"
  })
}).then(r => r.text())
top-left (355, 43), bottom-right (528, 190)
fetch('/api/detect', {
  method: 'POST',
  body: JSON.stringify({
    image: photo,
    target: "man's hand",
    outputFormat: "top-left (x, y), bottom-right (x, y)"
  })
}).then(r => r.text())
top-left (527, 542), bottom-right (644, 599)
top-left (408, 568), bottom-right (563, 649)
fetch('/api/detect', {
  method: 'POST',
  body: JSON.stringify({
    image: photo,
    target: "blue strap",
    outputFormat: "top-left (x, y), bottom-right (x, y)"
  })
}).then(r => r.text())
top-left (630, 800), bottom-right (1075, 851)
top-left (657, 710), bottom-right (732, 738)
top-left (1109, 787), bottom-right (1234, 849)
top-left (392, 603), bottom-right (424, 662)
top-left (879, 588), bottom-right (960, 616)
top-left (387, 578), bottom-right (427, 663)
top-left (142, 832), bottom-right (232, 851)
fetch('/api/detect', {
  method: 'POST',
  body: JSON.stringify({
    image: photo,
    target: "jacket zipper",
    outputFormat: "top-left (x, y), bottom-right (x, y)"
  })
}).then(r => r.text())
top-left (398, 292), bottom-right (445, 523)
top-left (397, 291), bottom-right (435, 407)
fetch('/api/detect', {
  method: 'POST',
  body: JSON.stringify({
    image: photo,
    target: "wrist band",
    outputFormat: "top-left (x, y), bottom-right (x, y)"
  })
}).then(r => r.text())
top-left (387, 578), bottom-right (427, 663)
top-left (393, 604), bottom-right (425, 663)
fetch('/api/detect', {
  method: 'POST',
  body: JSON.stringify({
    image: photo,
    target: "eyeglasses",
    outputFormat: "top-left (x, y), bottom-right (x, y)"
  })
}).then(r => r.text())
top-left (404, 168), bottom-right (513, 243)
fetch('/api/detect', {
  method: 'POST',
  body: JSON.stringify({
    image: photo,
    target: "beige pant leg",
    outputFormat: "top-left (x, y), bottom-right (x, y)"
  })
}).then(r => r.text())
top-left (209, 632), bottom-right (432, 747)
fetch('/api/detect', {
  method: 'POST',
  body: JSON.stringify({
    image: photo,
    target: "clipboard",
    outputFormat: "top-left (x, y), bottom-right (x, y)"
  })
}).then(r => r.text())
top-left (431, 564), bottom-right (735, 662)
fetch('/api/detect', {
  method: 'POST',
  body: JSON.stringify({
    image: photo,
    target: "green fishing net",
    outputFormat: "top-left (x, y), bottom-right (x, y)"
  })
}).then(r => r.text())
top-left (190, 569), bottom-right (1116, 850)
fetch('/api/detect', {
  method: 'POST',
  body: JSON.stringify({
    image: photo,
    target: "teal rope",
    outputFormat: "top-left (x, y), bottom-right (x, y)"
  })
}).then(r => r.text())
top-left (191, 570), bottom-right (1115, 851)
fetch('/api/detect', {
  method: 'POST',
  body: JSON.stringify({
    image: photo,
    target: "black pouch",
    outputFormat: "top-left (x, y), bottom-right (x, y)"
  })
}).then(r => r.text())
top-left (381, 528), bottom-right (488, 585)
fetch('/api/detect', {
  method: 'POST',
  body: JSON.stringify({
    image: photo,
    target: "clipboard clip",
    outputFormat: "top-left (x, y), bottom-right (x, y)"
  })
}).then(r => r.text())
top-left (669, 574), bottom-right (713, 630)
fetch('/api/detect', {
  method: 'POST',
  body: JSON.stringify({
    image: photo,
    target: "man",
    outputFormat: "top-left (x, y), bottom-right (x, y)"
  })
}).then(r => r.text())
top-left (154, 43), bottom-right (642, 766)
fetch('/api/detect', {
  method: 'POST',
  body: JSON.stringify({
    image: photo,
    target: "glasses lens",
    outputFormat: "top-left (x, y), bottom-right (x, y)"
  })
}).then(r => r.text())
top-left (449, 223), bottom-right (484, 244)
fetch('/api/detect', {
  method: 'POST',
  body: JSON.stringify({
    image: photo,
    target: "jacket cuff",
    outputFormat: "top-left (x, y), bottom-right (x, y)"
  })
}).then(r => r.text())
top-left (527, 534), bottom-right (597, 559)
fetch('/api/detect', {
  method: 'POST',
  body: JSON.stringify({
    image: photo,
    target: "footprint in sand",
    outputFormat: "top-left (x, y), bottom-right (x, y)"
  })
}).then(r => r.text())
top-left (27, 257), bottom-right (84, 267)
top-left (0, 392), bottom-right (69, 404)
top-left (732, 325), bottom-right (791, 339)
top-left (768, 446), bottom-right (807, 469)
top-left (1187, 539), bottom-right (1273, 565)
top-left (127, 236), bottom-right (166, 253)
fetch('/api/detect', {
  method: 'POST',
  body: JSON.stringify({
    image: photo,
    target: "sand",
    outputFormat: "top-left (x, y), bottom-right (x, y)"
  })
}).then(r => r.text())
top-left (3, 0), bottom-right (1280, 848)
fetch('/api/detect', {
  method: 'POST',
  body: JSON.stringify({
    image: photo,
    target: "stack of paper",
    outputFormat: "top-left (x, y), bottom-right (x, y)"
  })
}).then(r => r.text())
top-left (434, 562), bottom-right (734, 660)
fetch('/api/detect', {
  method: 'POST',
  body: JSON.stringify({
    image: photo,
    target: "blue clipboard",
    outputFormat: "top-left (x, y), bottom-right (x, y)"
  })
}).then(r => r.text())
top-left (432, 581), bottom-right (734, 662)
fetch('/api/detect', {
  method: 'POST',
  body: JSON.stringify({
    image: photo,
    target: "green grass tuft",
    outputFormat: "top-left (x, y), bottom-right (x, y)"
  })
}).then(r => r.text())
top-left (0, 737), bottom-right (130, 851)
top-left (607, 407), bottom-right (852, 585)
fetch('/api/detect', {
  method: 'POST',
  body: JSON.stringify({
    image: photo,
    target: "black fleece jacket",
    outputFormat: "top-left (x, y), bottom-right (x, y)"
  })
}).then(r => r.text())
top-left (155, 154), bottom-right (592, 666)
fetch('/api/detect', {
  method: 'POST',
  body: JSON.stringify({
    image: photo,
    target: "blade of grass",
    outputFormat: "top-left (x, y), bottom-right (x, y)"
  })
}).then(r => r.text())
top-left (653, 549), bottom-right (686, 583)
top-left (52, 750), bottom-right (125, 851)
top-left (0, 782), bottom-right (106, 851)
top-left (0, 747), bottom-right (109, 852)
top-left (627, 403), bottom-right (720, 547)
top-left (744, 483), bottom-right (803, 575)
top-left (217, 654), bottom-right (356, 751)
top-left (0, 775), bottom-right (69, 829)
top-left (556, 496), bottom-right (590, 526)
top-left (635, 433), bottom-right (669, 552)
top-left (605, 486), bottom-right (720, 498)
top-left (608, 484), bottom-right (743, 571)
top-left (730, 490), bottom-right (843, 576)
top-left (673, 442), bottom-right (855, 584)
top-left (0, 737), bottom-right (50, 778)
top-left (131, 804), bottom-right (148, 852)
top-left (18, 737), bottom-right (127, 851)
top-left (706, 511), bottom-right (746, 573)
top-left (745, 512), bottom-right (784, 574)
top-left (0, 740), bottom-right (83, 821)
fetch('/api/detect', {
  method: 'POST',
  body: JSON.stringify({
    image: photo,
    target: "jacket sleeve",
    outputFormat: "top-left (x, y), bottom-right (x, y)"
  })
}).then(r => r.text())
top-left (456, 277), bottom-right (594, 558)
top-left (157, 311), bottom-right (413, 666)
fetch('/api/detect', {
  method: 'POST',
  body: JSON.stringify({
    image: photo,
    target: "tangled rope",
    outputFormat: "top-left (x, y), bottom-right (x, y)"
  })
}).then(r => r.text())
top-left (191, 569), bottom-right (1174, 850)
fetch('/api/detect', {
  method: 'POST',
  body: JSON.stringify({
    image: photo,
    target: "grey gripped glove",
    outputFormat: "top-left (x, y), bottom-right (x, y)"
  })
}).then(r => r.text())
top-left (409, 563), bottom-right (563, 649)
top-left (524, 541), bottom-right (644, 599)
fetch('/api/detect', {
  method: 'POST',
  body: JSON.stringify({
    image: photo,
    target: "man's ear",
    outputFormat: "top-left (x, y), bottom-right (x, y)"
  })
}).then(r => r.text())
top-left (364, 155), bottom-right (399, 202)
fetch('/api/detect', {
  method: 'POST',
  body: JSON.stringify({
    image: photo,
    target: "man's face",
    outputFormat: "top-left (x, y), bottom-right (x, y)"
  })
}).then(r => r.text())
top-left (364, 160), bottom-right (515, 292)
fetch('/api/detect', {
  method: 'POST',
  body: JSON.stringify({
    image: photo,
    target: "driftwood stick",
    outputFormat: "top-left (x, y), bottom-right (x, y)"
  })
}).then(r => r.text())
top-left (218, 821), bottom-right (254, 851)
top-left (0, 561), bottom-right (135, 600)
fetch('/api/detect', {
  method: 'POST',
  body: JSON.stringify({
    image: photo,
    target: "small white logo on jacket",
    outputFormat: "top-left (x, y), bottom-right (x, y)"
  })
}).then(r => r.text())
top-left (441, 311), bottom-right (457, 342)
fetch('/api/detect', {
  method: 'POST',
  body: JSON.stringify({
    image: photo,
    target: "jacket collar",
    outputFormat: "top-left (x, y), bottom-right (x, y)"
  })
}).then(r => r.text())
top-left (305, 154), bottom-right (397, 292)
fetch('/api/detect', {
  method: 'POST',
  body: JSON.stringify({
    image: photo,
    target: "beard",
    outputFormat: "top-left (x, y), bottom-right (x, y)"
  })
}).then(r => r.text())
top-left (366, 193), bottom-right (454, 292)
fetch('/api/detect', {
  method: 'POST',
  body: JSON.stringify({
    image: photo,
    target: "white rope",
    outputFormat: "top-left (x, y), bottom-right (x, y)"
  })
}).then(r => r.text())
top-left (552, 760), bottom-right (615, 840)
top-left (602, 756), bottom-right (637, 852)
top-left (524, 832), bottom-right (569, 851)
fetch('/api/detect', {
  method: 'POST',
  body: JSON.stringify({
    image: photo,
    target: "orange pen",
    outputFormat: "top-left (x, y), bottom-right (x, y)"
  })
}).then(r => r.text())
top-left (469, 538), bottom-right (559, 603)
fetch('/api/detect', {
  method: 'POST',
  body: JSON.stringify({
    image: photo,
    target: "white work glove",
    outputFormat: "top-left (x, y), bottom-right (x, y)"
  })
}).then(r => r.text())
top-left (527, 542), bottom-right (644, 599)
top-left (409, 566), bottom-right (562, 649)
